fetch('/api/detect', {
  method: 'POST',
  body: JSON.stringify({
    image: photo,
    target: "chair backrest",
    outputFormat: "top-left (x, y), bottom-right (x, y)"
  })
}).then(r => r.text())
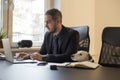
top-left (99, 27), bottom-right (120, 67)
top-left (71, 26), bottom-right (90, 52)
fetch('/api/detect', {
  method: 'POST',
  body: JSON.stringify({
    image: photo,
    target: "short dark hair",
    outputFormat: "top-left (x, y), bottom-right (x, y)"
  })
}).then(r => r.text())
top-left (45, 8), bottom-right (62, 21)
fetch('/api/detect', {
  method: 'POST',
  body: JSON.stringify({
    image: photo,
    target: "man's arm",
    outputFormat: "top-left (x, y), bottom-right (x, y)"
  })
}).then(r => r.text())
top-left (38, 32), bottom-right (49, 55)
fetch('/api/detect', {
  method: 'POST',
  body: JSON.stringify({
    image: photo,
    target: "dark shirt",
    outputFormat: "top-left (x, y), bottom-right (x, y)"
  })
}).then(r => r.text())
top-left (38, 25), bottom-right (79, 63)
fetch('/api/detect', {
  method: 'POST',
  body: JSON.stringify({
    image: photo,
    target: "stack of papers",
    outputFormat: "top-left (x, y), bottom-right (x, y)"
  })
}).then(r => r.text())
top-left (55, 61), bottom-right (99, 69)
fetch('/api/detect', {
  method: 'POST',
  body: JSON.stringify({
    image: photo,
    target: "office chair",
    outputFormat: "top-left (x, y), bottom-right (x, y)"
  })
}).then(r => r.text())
top-left (71, 26), bottom-right (90, 52)
top-left (99, 27), bottom-right (120, 67)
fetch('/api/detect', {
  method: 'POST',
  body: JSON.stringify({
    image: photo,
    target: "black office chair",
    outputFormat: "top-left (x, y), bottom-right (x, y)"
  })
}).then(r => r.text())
top-left (99, 27), bottom-right (120, 67)
top-left (71, 26), bottom-right (90, 52)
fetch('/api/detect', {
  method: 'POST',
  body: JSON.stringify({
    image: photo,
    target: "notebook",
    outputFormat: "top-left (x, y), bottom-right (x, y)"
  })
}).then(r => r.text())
top-left (2, 38), bottom-right (37, 63)
top-left (55, 61), bottom-right (99, 69)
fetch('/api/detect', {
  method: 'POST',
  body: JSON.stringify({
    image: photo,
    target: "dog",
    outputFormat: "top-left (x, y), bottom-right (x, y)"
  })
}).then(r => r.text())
top-left (71, 50), bottom-right (94, 62)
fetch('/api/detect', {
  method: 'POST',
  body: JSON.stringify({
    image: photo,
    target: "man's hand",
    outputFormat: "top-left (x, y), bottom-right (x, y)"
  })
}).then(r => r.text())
top-left (16, 52), bottom-right (30, 59)
top-left (30, 52), bottom-right (43, 61)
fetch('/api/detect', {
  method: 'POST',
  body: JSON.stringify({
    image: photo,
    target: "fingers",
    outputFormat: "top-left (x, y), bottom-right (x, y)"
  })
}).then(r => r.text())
top-left (16, 52), bottom-right (30, 59)
top-left (30, 52), bottom-right (42, 61)
top-left (16, 52), bottom-right (23, 59)
top-left (22, 54), bottom-right (30, 59)
top-left (16, 52), bottom-right (42, 61)
top-left (30, 53), bottom-right (38, 60)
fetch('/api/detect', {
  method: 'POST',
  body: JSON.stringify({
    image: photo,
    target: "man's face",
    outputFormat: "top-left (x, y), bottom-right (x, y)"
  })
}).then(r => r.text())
top-left (45, 15), bottom-right (57, 33)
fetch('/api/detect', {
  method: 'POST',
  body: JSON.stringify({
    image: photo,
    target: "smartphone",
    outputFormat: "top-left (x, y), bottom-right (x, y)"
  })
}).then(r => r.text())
top-left (37, 62), bottom-right (47, 66)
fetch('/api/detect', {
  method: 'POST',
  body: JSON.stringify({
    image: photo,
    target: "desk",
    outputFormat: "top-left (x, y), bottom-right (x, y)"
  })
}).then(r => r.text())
top-left (0, 60), bottom-right (120, 80)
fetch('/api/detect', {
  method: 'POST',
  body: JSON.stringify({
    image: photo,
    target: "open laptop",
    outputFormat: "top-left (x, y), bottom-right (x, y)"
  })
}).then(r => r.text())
top-left (2, 38), bottom-right (37, 63)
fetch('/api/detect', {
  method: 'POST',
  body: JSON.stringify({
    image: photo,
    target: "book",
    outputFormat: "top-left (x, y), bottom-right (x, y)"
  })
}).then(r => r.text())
top-left (55, 61), bottom-right (99, 69)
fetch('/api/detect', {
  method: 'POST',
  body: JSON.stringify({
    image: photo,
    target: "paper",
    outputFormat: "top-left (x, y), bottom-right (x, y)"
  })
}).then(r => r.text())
top-left (55, 61), bottom-right (99, 69)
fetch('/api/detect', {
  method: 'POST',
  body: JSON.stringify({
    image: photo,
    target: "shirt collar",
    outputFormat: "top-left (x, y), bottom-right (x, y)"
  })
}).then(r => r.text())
top-left (54, 25), bottom-right (65, 38)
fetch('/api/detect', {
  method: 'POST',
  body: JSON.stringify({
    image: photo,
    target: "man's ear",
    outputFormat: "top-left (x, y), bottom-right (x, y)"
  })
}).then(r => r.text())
top-left (56, 20), bottom-right (59, 24)
top-left (56, 19), bottom-right (61, 24)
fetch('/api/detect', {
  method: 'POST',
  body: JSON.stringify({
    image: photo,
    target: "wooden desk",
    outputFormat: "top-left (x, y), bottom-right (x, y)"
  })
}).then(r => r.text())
top-left (0, 60), bottom-right (120, 80)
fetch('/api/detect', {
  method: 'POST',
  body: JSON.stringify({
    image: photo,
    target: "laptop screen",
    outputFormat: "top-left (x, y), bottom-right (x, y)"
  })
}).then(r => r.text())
top-left (2, 38), bottom-right (14, 62)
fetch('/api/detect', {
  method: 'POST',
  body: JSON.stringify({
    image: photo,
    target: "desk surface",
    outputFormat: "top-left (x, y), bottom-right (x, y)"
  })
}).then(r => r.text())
top-left (0, 60), bottom-right (120, 80)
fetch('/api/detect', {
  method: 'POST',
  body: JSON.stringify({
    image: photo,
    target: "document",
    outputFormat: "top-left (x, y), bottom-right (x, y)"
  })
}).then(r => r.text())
top-left (55, 61), bottom-right (99, 69)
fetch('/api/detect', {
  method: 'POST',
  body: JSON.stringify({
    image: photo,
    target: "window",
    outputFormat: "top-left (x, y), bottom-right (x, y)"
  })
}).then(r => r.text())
top-left (0, 0), bottom-right (61, 47)
top-left (0, 0), bottom-right (2, 29)
top-left (13, 0), bottom-right (45, 47)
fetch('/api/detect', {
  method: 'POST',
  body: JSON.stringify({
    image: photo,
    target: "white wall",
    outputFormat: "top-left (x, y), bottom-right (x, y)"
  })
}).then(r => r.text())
top-left (61, 0), bottom-right (120, 62)
top-left (61, 0), bottom-right (95, 60)
top-left (95, 0), bottom-right (120, 62)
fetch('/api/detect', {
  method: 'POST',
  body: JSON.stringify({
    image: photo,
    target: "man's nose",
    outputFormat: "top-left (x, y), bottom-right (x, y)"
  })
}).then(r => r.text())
top-left (45, 23), bottom-right (47, 28)
top-left (45, 24), bottom-right (49, 29)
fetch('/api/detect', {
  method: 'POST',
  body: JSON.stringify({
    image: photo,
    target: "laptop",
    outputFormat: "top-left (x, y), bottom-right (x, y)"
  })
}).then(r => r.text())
top-left (2, 38), bottom-right (37, 63)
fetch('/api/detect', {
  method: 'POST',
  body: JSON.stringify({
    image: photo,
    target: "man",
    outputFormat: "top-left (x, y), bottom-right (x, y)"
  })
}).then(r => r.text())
top-left (17, 8), bottom-right (79, 63)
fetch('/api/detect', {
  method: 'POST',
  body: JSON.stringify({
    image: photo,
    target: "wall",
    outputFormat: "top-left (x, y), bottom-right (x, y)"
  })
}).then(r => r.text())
top-left (95, 0), bottom-right (120, 62)
top-left (61, 0), bottom-right (120, 62)
top-left (61, 0), bottom-right (95, 60)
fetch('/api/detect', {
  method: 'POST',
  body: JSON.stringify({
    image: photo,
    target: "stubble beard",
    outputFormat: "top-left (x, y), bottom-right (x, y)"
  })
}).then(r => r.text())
top-left (50, 25), bottom-right (57, 34)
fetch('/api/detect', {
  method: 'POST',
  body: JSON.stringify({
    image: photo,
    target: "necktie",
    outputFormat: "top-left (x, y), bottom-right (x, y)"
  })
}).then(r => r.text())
top-left (53, 36), bottom-right (58, 54)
